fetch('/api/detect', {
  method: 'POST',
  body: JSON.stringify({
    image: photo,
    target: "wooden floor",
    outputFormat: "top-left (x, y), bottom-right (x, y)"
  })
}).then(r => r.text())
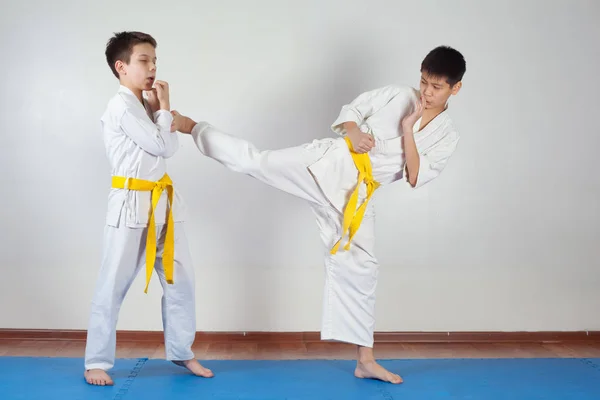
top-left (2, 340), bottom-right (600, 360)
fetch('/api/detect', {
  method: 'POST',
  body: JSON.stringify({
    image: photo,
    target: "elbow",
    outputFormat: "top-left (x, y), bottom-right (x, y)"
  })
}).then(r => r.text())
top-left (156, 131), bottom-right (179, 158)
top-left (145, 142), bottom-right (177, 158)
top-left (407, 171), bottom-right (418, 188)
top-left (406, 161), bottom-right (420, 188)
top-left (160, 150), bottom-right (176, 159)
top-left (160, 143), bottom-right (179, 158)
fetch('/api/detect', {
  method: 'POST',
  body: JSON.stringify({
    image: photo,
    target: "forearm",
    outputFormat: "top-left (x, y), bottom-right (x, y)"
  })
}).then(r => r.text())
top-left (401, 127), bottom-right (420, 187)
top-left (331, 85), bottom-right (403, 136)
top-left (154, 110), bottom-right (178, 157)
top-left (120, 110), bottom-right (177, 157)
top-left (343, 122), bottom-right (362, 147)
top-left (343, 121), bottom-right (358, 131)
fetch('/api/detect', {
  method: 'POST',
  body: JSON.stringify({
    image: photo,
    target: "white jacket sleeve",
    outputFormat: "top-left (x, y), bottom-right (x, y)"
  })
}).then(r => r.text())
top-left (331, 85), bottom-right (403, 135)
top-left (118, 107), bottom-right (179, 158)
top-left (408, 131), bottom-right (460, 189)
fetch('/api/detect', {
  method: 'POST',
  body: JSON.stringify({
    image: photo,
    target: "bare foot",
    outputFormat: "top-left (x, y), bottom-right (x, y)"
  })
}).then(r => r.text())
top-left (84, 369), bottom-right (114, 386)
top-left (355, 360), bottom-right (403, 384)
top-left (172, 359), bottom-right (214, 378)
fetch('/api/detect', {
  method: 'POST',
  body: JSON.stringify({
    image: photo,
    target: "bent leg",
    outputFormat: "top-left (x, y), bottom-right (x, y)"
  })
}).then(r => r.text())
top-left (191, 122), bottom-right (332, 205)
top-left (154, 223), bottom-right (196, 361)
top-left (154, 222), bottom-right (214, 378)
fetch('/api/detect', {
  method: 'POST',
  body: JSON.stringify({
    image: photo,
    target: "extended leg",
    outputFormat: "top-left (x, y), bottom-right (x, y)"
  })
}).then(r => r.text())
top-left (84, 222), bottom-right (146, 385)
top-left (190, 122), bottom-right (333, 205)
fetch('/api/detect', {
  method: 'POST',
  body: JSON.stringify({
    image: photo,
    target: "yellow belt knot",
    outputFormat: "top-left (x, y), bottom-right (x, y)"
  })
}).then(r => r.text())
top-left (111, 173), bottom-right (175, 293)
top-left (330, 137), bottom-right (380, 255)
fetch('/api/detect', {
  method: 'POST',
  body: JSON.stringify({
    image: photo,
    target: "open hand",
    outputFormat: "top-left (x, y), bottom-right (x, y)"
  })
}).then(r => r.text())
top-left (401, 96), bottom-right (424, 130)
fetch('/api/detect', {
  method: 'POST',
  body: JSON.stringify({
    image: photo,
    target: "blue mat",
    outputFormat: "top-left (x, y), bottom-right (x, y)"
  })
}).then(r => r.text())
top-left (0, 357), bottom-right (144, 400)
top-left (1, 357), bottom-right (599, 399)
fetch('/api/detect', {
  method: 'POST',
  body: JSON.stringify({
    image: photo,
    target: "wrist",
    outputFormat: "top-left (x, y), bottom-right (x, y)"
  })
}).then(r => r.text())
top-left (160, 101), bottom-right (170, 111)
top-left (185, 118), bottom-right (197, 134)
top-left (347, 127), bottom-right (361, 137)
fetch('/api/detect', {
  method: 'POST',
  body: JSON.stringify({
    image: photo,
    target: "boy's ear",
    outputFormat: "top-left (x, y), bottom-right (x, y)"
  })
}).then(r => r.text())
top-left (115, 60), bottom-right (126, 76)
top-left (451, 81), bottom-right (462, 95)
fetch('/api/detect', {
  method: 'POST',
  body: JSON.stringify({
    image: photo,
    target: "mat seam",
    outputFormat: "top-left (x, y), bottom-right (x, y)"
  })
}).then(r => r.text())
top-left (113, 357), bottom-right (147, 400)
top-left (580, 358), bottom-right (600, 374)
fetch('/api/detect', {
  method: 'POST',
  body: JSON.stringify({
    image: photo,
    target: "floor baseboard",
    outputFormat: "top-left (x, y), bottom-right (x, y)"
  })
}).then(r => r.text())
top-left (0, 329), bottom-right (598, 343)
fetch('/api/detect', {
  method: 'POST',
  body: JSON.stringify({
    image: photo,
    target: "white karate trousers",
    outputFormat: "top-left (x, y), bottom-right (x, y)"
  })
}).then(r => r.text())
top-left (84, 214), bottom-right (197, 371)
top-left (192, 124), bottom-right (379, 348)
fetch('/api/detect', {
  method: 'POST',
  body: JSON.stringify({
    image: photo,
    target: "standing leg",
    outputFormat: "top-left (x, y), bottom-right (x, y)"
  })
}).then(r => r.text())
top-left (153, 222), bottom-right (213, 378)
top-left (84, 221), bottom-right (146, 385)
top-left (190, 122), bottom-right (333, 205)
top-left (312, 204), bottom-right (403, 384)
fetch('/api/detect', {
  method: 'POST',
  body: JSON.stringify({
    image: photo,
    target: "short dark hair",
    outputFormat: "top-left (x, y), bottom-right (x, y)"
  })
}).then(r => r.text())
top-left (105, 31), bottom-right (157, 78)
top-left (421, 46), bottom-right (466, 87)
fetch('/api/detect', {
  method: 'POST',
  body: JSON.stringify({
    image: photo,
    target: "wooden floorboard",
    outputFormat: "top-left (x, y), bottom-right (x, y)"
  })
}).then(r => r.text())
top-left (1, 340), bottom-right (599, 359)
top-left (1, 329), bottom-right (599, 359)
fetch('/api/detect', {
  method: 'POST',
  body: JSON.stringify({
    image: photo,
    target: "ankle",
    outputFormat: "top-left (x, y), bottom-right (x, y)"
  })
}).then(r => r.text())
top-left (358, 358), bottom-right (376, 365)
top-left (357, 346), bottom-right (376, 364)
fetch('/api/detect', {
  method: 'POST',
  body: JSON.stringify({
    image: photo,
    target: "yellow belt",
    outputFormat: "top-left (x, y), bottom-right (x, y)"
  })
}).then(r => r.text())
top-left (330, 137), bottom-right (380, 254)
top-left (111, 173), bottom-right (175, 293)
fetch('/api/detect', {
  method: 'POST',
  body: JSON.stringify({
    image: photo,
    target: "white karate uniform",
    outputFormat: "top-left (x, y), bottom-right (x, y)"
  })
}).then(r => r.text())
top-left (190, 84), bottom-right (459, 347)
top-left (84, 86), bottom-right (196, 371)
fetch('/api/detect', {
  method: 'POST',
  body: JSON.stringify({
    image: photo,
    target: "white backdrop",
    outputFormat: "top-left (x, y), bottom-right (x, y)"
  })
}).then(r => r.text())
top-left (1, 0), bottom-right (599, 333)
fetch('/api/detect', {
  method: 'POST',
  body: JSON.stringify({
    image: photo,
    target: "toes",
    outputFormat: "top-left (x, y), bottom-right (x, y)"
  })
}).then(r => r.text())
top-left (85, 374), bottom-right (113, 386)
top-left (199, 368), bottom-right (214, 377)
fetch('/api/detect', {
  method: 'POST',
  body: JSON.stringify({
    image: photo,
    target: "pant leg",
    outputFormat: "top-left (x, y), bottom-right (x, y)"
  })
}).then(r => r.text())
top-left (84, 221), bottom-right (147, 371)
top-left (153, 222), bottom-right (196, 361)
top-left (191, 122), bottom-right (333, 205)
top-left (311, 203), bottom-right (379, 348)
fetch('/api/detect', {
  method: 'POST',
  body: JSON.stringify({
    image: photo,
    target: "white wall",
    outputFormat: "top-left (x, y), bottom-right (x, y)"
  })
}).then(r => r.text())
top-left (1, 0), bottom-right (599, 333)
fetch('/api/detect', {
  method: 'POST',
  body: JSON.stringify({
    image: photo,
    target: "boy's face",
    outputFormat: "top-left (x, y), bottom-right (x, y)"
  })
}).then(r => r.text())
top-left (419, 72), bottom-right (461, 110)
top-left (116, 43), bottom-right (157, 91)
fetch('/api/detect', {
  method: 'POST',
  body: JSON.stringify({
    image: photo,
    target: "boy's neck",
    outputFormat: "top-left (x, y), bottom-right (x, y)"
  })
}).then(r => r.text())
top-left (420, 104), bottom-right (447, 130)
top-left (120, 81), bottom-right (144, 103)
